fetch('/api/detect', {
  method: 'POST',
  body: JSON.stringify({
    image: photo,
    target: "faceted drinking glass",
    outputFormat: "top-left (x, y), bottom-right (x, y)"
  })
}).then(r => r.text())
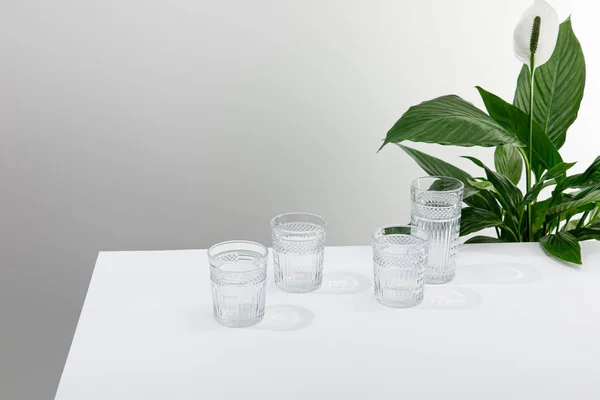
top-left (373, 225), bottom-right (430, 308)
top-left (411, 176), bottom-right (464, 284)
top-left (271, 212), bottom-right (327, 293)
top-left (208, 241), bottom-right (268, 328)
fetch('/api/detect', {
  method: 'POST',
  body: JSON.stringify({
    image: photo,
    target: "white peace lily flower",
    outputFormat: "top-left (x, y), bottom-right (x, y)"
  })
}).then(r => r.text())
top-left (513, 0), bottom-right (559, 68)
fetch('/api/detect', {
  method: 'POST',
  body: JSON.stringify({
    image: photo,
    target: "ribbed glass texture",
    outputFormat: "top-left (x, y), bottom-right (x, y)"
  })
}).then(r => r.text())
top-left (271, 213), bottom-right (326, 293)
top-left (208, 241), bottom-right (268, 328)
top-left (373, 225), bottom-right (429, 308)
top-left (411, 176), bottom-right (464, 284)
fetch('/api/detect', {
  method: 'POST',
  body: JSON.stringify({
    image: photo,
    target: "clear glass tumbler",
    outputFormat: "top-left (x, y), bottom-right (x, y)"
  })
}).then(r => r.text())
top-left (373, 225), bottom-right (430, 308)
top-left (208, 241), bottom-right (268, 328)
top-left (271, 212), bottom-right (327, 293)
top-left (411, 176), bottom-right (464, 284)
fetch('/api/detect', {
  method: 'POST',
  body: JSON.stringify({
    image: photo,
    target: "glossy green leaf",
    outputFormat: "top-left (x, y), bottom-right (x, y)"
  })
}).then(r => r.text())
top-left (462, 156), bottom-right (523, 217)
top-left (464, 236), bottom-right (505, 244)
top-left (381, 226), bottom-right (414, 235)
top-left (514, 18), bottom-right (586, 149)
top-left (523, 162), bottom-right (576, 204)
top-left (494, 145), bottom-right (522, 185)
top-left (540, 232), bottom-right (582, 265)
top-left (564, 205), bottom-right (595, 224)
top-left (570, 228), bottom-right (600, 241)
top-left (460, 207), bottom-right (503, 236)
top-left (562, 219), bottom-right (581, 232)
top-left (532, 198), bottom-right (552, 240)
top-left (477, 86), bottom-right (562, 177)
top-left (547, 190), bottom-right (600, 216)
top-left (557, 157), bottom-right (600, 190)
top-left (588, 206), bottom-right (600, 223)
top-left (500, 216), bottom-right (520, 242)
top-left (570, 221), bottom-right (600, 241)
top-left (398, 145), bottom-right (477, 198)
top-left (544, 162), bottom-right (577, 181)
top-left (463, 191), bottom-right (502, 218)
top-left (380, 95), bottom-right (524, 151)
top-left (523, 180), bottom-right (552, 204)
top-left (572, 186), bottom-right (600, 201)
top-left (467, 179), bottom-right (493, 191)
top-left (400, 146), bottom-right (504, 225)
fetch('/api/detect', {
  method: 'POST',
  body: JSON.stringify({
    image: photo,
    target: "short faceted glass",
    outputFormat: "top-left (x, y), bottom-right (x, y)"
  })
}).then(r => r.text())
top-left (271, 212), bottom-right (326, 293)
top-left (411, 176), bottom-right (464, 284)
top-left (373, 225), bottom-right (429, 308)
top-left (208, 241), bottom-right (267, 328)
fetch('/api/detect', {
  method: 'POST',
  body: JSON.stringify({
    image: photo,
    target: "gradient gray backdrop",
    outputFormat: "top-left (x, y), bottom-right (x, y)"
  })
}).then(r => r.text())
top-left (1, 0), bottom-right (598, 398)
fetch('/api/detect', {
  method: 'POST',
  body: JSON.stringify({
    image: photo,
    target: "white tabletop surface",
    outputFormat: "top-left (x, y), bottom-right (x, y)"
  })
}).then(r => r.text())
top-left (55, 242), bottom-right (600, 400)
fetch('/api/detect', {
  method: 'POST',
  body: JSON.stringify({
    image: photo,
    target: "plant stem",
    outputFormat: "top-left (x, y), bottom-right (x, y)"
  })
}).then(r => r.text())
top-left (517, 147), bottom-right (531, 176)
top-left (495, 226), bottom-right (501, 239)
top-left (527, 54), bottom-right (536, 243)
top-left (577, 211), bottom-right (590, 230)
top-left (517, 147), bottom-right (532, 241)
top-left (542, 220), bottom-right (547, 236)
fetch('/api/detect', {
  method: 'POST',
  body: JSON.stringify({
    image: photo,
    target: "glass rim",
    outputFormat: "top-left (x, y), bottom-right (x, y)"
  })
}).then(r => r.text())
top-left (270, 212), bottom-right (327, 235)
top-left (411, 176), bottom-right (465, 193)
top-left (372, 224), bottom-right (430, 246)
top-left (207, 240), bottom-right (269, 268)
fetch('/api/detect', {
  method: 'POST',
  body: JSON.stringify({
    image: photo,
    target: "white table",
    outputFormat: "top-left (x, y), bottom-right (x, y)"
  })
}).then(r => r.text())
top-left (56, 243), bottom-right (600, 400)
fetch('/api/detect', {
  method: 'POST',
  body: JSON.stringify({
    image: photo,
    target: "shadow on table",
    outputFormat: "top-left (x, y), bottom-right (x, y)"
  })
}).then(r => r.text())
top-left (253, 305), bottom-right (315, 332)
top-left (455, 263), bottom-right (541, 285)
top-left (313, 272), bottom-right (371, 295)
top-left (353, 286), bottom-right (482, 312)
top-left (417, 286), bottom-right (482, 311)
top-left (266, 271), bottom-right (371, 295)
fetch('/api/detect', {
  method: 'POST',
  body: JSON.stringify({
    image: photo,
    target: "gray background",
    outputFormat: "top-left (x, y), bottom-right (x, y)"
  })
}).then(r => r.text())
top-left (1, 0), bottom-right (598, 398)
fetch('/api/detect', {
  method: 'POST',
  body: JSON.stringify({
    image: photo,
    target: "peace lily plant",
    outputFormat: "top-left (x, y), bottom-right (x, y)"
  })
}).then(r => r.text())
top-left (379, 0), bottom-right (591, 265)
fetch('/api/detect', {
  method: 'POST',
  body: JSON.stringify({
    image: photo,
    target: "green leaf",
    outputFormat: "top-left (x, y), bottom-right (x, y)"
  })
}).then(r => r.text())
top-left (467, 179), bottom-right (493, 191)
top-left (540, 232), bottom-right (582, 265)
top-left (523, 180), bottom-right (551, 204)
top-left (429, 179), bottom-right (463, 192)
top-left (547, 190), bottom-right (600, 216)
top-left (562, 219), bottom-right (581, 232)
top-left (563, 204), bottom-right (590, 219)
top-left (398, 145), bottom-right (477, 198)
top-left (588, 206), bottom-right (600, 223)
top-left (570, 221), bottom-right (600, 241)
top-left (523, 162), bottom-right (576, 204)
top-left (477, 86), bottom-right (562, 177)
top-left (381, 226), bottom-right (413, 235)
top-left (571, 228), bottom-right (600, 241)
top-left (464, 236), bottom-right (505, 244)
top-left (380, 95), bottom-right (524, 151)
top-left (514, 18), bottom-right (586, 150)
top-left (460, 207), bottom-right (503, 236)
top-left (398, 146), bottom-right (501, 216)
top-left (532, 198), bottom-right (552, 239)
top-left (500, 215), bottom-right (520, 242)
top-left (462, 156), bottom-right (523, 217)
top-left (464, 191), bottom-right (502, 217)
top-left (544, 162), bottom-right (577, 181)
top-left (572, 186), bottom-right (600, 201)
top-left (557, 157), bottom-right (600, 190)
top-left (586, 220), bottom-right (600, 229)
top-left (494, 145), bottom-right (522, 185)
